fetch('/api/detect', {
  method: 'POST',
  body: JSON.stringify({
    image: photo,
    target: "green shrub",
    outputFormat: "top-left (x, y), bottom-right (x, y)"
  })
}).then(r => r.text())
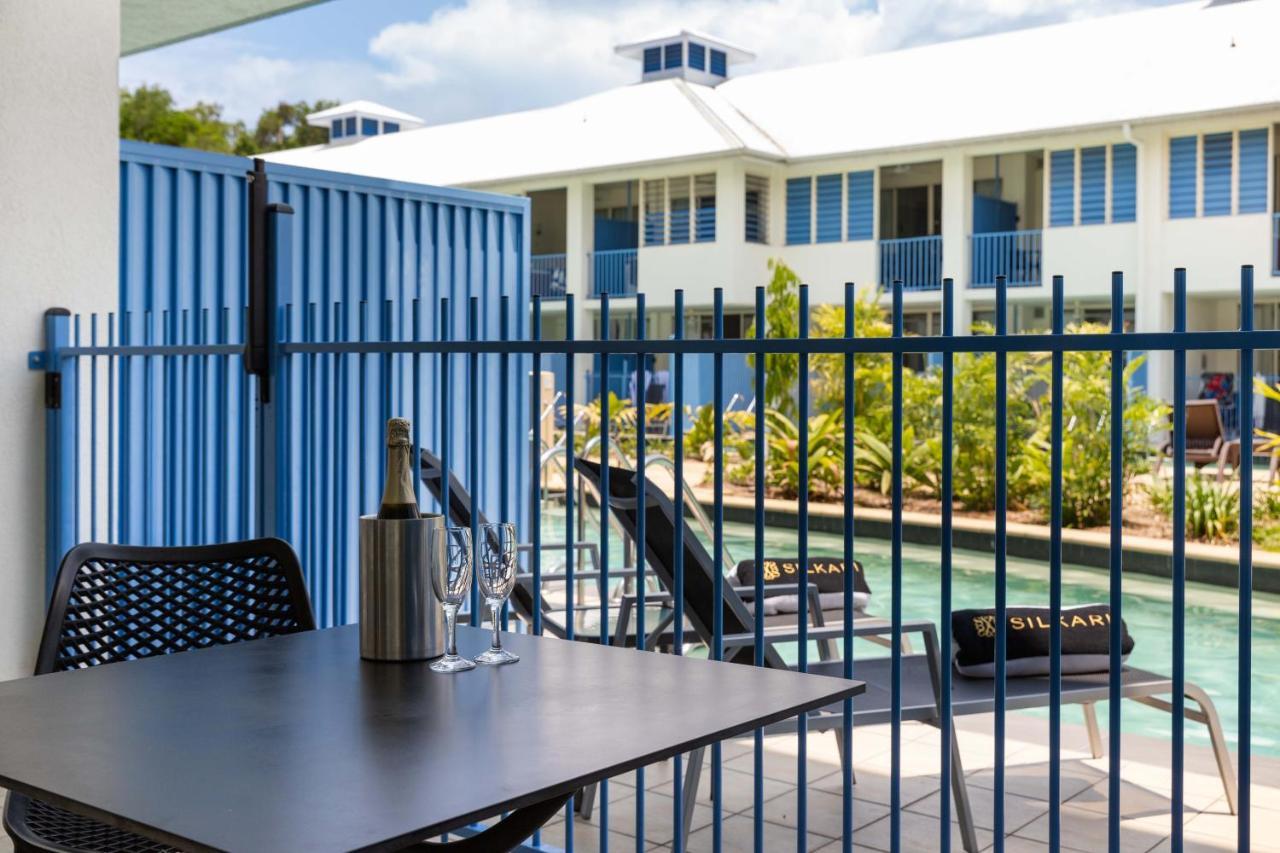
top-left (747, 260), bottom-right (801, 420)
top-left (1147, 474), bottom-right (1239, 542)
top-left (1019, 340), bottom-right (1168, 527)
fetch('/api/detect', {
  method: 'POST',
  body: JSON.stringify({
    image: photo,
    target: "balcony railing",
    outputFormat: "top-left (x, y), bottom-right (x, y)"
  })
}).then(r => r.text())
top-left (879, 235), bottom-right (942, 291)
top-left (971, 229), bottom-right (1042, 288)
top-left (531, 253), bottom-right (566, 299)
top-left (589, 248), bottom-right (638, 297)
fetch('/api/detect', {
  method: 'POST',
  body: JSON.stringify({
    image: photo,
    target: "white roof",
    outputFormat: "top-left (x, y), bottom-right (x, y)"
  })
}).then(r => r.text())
top-left (719, 0), bottom-right (1280, 161)
top-left (269, 79), bottom-right (784, 185)
top-left (306, 100), bottom-right (424, 125)
top-left (265, 0), bottom-right (1280, 186)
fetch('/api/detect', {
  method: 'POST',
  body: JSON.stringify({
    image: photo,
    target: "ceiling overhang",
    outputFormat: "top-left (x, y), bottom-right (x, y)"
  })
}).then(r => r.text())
top-left (122, 0), bottom-right (329, 55)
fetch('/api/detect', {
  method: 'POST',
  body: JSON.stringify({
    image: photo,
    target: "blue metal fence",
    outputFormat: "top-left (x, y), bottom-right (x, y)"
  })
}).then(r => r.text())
top-left (59, 141), bottom-right (529, 629)
top-left (591, 248), bottom-right (638, 296)
top-left (39, 139), bottom-right (1264, 853)
top-left (879, 235), bottom-right (942, 291)
top-left (971, 229), bottom-right (1042, 288)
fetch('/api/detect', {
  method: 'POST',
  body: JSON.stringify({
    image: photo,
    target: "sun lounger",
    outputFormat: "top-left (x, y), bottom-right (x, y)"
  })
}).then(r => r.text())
top-left (575, 459), bottom-right (1237, 852)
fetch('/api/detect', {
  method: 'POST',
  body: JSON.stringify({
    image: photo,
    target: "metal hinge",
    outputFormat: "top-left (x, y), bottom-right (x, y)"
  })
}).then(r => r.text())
top-left (45, 372), bottom-right (61, 409)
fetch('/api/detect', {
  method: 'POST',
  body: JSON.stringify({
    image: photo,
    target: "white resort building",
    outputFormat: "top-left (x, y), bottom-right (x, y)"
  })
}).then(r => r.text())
top-left (265, 0), bottom-right (1280, 407)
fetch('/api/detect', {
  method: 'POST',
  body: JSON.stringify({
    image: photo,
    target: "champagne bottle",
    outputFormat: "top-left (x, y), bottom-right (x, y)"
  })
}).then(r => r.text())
top-left (377, 417), bottom-right (421, 520)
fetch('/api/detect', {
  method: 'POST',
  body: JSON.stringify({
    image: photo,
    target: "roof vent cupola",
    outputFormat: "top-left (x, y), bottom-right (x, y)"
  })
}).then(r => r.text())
top-left (614, 31), bottom-right (754, 86)
top-left (306, 100), bottom-right (425, 146)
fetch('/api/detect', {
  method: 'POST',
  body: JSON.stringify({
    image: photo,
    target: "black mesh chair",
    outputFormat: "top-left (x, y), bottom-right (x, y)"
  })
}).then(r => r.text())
top-left (3, 538), bottom-right (315, 853)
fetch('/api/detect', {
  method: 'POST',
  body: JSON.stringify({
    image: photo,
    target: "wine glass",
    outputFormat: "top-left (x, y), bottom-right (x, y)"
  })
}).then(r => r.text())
top-left (473, 522), bottom-right (520, 665)
top-left (430, 526), bottom-right (476, 673)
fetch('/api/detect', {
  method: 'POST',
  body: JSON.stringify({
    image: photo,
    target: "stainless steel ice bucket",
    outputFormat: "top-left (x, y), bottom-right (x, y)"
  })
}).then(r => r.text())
top-left (359, 514), bottom-right (446, 661)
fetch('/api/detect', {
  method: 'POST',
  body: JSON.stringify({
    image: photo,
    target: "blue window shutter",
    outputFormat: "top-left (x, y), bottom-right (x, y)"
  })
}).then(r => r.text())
top-left (331, 119), bottom-right (343, 139)
top-left (1203, 132), bottom-right (1232, 216)
top-left (710, 49), bottom-right (727, 77)
top-left (1238, 128), bottom-right (1268, 214)
top-left (694, 174), bottom-right (716, 242)
top-left (664, 42), bottom-right (682, 69)
top-left (1079, 146), bottom-right (1106, 225)
top-left (643, 47), bottom-right (661, 73)
top-left (1110, 143), bottom-right (1136, 223)
top-left (644, 180), bottom-right (665, 246)
top-left (786, 177), bottom-right (811, 245)
top-left (382, 122), bottom-right (399, 134)
top-left (846, 170), bottom-right (874, 241)
top-left (1049, 149), bottom-right (1075, 227)
top-left (688, 42), bottom-right (706, 71)
top-left (361, 118), bottom-right (379, 136)
top-left (815, 174), bottom-right (842, 243)
top-left (344, 116), bottom-right (356, 136)
top-left (1169, 136), bottom-right (1197, 218)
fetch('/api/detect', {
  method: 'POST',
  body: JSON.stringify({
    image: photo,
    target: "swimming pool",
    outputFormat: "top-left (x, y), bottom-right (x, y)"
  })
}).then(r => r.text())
top-left (539, 509), bottom-right (1280, 756)
top-left (719, 519), bottom-right (1280, 757)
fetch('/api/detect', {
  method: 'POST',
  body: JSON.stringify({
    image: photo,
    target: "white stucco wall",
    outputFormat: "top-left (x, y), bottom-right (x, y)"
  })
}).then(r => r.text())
top-left (0, 0), bottom-right (119, 679)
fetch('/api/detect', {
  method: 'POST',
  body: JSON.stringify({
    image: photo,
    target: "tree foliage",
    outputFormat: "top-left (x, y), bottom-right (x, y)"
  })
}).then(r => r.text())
top-left (119, 84), bottom-right (337, 156)
top-left (746, 259), bottom-right (801, 419)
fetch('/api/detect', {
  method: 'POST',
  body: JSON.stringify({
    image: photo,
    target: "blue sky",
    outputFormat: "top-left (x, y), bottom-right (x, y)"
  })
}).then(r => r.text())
top-left (120, 0), bottom-right (1183, 127)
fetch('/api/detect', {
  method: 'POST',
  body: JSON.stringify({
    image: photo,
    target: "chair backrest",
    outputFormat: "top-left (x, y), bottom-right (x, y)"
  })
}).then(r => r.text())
top-left (419, 448), bottom-right (545, 630)
top-left (35, 538), bottom-right (315, 675)
top-left (574, 458), bottom-right (788, 669)
top-left (1185, 398), bottom-right (1225, 443)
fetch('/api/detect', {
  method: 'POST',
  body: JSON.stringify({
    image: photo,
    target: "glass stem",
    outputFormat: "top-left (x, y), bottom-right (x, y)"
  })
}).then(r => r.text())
top-left (490, 603), bottom-right (501, 650)
top-left (444, 604), bottom-right (458, 657)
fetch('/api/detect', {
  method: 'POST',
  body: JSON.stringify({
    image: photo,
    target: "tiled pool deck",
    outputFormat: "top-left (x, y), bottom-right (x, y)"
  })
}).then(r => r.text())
top-left (537, 714), bottom-right (1280, 852)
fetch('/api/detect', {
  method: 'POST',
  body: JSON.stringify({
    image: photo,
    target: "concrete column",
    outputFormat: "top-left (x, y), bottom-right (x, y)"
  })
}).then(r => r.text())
top-left (0, 0), bottom-right (120, 680)
top-left (940, 149), bottom-right (972, 334)
top-left (1133, 125), bottom-right (1172, 402)
top-left (563, 179), bottom-right (594, 401)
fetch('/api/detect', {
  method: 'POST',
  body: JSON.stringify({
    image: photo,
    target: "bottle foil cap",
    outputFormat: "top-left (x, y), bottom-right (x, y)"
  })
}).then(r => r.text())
top-left (386, 417), bottom-right (412, 447)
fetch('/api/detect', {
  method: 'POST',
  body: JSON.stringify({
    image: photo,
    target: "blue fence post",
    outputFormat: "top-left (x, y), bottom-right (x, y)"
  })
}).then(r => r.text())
top-left (259, 202), bottom-right (294, 539)
top-left (40, 308), bottom-right (75, 594)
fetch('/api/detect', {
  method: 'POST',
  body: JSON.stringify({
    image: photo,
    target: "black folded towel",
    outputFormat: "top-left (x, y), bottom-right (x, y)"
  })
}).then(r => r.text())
top-left (735, 557), bottom-right (871, 614)
top-left (951, 604), bottom-right (1133, 677)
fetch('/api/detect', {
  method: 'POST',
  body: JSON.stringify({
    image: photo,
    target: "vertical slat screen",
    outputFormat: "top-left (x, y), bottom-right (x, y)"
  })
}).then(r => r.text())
top-left (669, 176), bottom-right (691, 244)
top-left (1203, 132), bottom-right (1233, 217)
top-left (786, 177), bottom-right (812, 245)
top-left (1111, 143), bottom-right (1137, 223)
top-left (695, 173), bottom-right (717, 242)
top-left (644, 179), bottom-right (666, 246)
top-left (847, 170), bottom-right (874, 241)
top-left (1050, 149), bottom-right (1075, 227)
top-left (744, 174), bottom-right (769, 244)
top-left (1169, 135), bottom-right (1198, 218)
top-left (1238, 128), bottom-right (1268, 214)
top-left (1079, 146), bottom-right (1106, 224)
top-left (815, 173), bottom-right (842, 243)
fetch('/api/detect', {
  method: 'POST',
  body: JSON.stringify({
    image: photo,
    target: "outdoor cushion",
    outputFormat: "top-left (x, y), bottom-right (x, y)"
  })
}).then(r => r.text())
top-left (735, 557), bottom-right (871, 615)
top-left (951, 604), bottom-right (1134, 677)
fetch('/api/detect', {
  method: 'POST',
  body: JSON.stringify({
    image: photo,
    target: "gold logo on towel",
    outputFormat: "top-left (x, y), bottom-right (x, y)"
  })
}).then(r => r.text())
top-left (973, 614), bottom-right (997, 639)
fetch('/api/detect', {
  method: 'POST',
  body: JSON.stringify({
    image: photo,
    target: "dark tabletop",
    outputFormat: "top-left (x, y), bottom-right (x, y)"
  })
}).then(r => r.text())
top-left (0, 625), bottom-right (863, 853)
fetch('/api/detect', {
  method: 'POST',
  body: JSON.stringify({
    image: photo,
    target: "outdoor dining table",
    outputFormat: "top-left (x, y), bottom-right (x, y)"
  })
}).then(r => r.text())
top-left (0, 623), bottom-right (864, 852)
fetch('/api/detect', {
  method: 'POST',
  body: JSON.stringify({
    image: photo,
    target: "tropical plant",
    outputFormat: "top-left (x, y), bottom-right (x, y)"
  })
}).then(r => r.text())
top-left (1147, 474), bottom-right (1239, 542)
top-left (851, 426), bottom-right (943, 499)
top-left (746, 260), bottom-right (801, 420)
top-left (1020, 333), bottom-right (1168, 526)
top-left (761, 409), bottom-right (845, 498)
top-left (683, 403), bottom-right (753, 461)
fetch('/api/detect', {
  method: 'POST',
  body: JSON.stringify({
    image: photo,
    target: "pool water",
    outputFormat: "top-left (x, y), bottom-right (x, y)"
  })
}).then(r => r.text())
top-left (540, 509), bottom-right (1280, 756)
top-left (719, 520), bottom-right (1280, 757)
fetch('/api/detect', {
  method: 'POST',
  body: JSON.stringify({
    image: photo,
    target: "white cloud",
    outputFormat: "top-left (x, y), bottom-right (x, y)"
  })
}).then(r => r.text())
top-left (121, 0), bottom-right (1175, 125)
